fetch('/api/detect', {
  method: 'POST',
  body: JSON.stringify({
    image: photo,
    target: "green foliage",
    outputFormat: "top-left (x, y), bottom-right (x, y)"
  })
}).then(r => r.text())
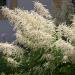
top-left (0, 57), bottom-right (18, 75)
top-left (53, 63), bottom-right (75, 75)
top-left (0, 0), bottom-right (6, 6)
top-left (18, 47), bottom-right (75, 75)
top-left (18, 47), bottom-right (64, 75)
top-left (0, 72), bottom-right (19, 75)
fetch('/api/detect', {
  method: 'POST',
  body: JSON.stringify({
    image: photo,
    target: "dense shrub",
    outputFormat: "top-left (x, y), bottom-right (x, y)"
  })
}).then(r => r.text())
top-left (0, 1), bottom-right (75, 75)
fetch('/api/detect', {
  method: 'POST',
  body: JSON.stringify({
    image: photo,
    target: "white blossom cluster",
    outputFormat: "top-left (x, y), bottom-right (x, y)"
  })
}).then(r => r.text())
top-left (0, 42), bottom-right (23, 66)
top-left (1, 1), bottom-right (75, 66)
top-left (2, 6), bottom-right (56, 50)
top-left (34, 1), bottom-right (52, 19)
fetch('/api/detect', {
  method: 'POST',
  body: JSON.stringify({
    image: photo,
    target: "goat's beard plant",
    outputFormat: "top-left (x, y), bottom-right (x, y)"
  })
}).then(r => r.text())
top-left (0, 1), bottom-right (75, 75)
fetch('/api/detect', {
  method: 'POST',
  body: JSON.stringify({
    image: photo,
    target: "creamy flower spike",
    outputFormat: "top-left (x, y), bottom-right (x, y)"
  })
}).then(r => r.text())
top-left (1, 1), bottom-right (75, 66)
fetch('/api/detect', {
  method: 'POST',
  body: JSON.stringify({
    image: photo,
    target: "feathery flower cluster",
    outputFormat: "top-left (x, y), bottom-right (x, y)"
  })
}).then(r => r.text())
top-left (0, 42), bottom-right (23, 66)
top-left (1, 1), bottom-right (75, 67)
top-left (34, 1), bottom-right (52, 19)
top-left (54, 39), bottom-right (74, 51)
top-left (2, 7), bottom-right (56, 50)
top-left (57, 24), bottom-right (75, 42)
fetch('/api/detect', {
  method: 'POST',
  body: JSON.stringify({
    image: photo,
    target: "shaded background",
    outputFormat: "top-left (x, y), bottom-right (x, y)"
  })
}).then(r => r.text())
top-left (0, 0), bottom-right (53, 42)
